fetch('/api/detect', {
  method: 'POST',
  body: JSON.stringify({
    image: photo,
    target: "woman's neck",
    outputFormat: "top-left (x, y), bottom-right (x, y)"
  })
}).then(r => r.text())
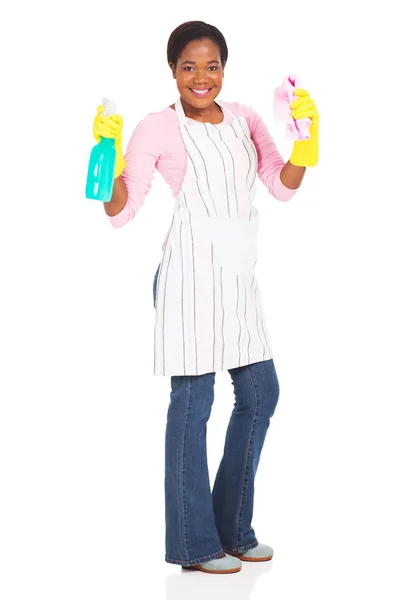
top-left (169, 98), bottom-right (223, 124)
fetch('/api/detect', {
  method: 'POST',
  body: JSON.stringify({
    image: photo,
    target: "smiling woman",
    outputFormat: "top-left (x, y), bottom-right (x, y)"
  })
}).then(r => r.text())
top-left (168, 41), bottom-right (224, 119)
top-left (167, 23), bottom-right (227, 121)
top-left (90, 19), bottom-right (319, 576)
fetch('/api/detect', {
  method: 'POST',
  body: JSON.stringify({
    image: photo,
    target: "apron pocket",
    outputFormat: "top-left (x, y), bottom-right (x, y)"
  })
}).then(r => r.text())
top-left (208, 208), bottom-right (260, 274)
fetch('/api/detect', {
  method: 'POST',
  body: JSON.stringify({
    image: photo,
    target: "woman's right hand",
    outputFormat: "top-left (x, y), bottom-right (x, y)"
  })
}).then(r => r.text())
top-left (93, 105), bottom-right (126, 178)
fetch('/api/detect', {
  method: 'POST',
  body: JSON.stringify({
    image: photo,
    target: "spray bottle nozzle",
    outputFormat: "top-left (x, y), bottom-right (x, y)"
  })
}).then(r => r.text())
top-left (101, 97), bottom-right (117, 117)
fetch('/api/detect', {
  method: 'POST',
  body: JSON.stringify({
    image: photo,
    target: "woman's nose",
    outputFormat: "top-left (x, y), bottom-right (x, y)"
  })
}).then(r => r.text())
top-left (194, 69), bottom-right (209, 81)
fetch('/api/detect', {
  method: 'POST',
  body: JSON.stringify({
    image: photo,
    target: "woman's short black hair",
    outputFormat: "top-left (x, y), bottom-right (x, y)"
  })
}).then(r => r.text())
top-left (167, 21), bottom-right (228, 69)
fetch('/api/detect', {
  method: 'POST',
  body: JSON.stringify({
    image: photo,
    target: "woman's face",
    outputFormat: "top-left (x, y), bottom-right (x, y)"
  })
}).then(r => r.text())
top-left (170, 38), bottom-right (224, 109)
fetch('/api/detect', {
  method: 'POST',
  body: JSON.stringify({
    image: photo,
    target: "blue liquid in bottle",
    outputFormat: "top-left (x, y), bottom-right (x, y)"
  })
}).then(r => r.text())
top-left (85, 136), bottom-right (116, 202)
top-left (86, 98), bottom-right (118, 202)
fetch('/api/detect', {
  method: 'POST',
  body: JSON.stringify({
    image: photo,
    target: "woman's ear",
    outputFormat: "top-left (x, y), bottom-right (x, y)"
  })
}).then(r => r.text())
top-left (168, 62), bottom-right (176, 79)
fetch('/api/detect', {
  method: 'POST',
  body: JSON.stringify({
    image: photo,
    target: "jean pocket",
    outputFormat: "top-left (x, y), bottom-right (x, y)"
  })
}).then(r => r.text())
top-left (153, 263), bottom-right (161, 308)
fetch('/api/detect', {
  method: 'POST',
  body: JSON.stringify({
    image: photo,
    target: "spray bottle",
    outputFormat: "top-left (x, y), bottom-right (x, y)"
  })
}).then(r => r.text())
top-left (85, 98), bottom-right (117, 202)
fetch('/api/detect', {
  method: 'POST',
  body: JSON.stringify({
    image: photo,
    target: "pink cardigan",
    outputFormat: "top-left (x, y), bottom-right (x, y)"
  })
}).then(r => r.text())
top-left (108, 101), bottom-right (298, 228)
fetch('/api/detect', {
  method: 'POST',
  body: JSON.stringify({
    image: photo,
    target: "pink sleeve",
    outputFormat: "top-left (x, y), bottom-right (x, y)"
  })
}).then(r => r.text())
top-left (242, 104), bottom-right (298, 202)
top-left (107, 113), bottom-right (164, 228)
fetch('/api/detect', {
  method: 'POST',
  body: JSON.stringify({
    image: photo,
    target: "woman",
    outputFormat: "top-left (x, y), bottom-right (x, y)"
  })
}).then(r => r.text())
top-left (92, 21), bottom-right (319, 574)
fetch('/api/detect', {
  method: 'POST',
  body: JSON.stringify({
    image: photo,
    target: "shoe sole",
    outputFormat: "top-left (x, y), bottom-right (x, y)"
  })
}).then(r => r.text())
top-left (182, 564), bottom-right (241, 574)
top-left (229, 552), bottom-right (273, 562)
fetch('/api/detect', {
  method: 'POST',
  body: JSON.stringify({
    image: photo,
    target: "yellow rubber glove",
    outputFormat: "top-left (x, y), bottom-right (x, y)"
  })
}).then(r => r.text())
top-left (289, 89), bottom-right (319, 167)
top-left (93, 105), bottom-right (125, 178)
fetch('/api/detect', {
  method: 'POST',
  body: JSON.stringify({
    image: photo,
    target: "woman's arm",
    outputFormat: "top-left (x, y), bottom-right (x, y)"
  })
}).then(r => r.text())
top-left (242, 103), bottom-right (301, 201)
top-left (105, 113), bottom-right (163, 228)
top-left (279, 161), bottom-right (306, 189)
top-left (104, 175), bottom-right (128, 217)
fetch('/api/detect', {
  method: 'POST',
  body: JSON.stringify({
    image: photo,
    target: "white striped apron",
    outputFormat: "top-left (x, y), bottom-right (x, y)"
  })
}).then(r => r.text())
top-left (153, 96), bottom-right (273, 376)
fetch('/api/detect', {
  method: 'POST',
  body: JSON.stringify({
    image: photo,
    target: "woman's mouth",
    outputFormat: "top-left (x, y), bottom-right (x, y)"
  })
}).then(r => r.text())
top-left (189, 87), bottom-right (213, 98)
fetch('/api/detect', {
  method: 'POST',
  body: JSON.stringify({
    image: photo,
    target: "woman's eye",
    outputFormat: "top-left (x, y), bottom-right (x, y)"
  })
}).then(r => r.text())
top-left (184, 66), bottom-right (218, 71)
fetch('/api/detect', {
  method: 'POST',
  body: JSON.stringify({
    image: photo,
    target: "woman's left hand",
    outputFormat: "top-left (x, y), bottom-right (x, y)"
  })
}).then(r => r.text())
top-left (289, 88), bottom-right (319, 167)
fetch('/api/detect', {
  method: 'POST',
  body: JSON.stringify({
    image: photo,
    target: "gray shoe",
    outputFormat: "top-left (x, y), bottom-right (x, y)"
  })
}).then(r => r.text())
top-left (182, 552), bottom-right (242, 574)
top-left (225, 543), bottom-right (274, 562)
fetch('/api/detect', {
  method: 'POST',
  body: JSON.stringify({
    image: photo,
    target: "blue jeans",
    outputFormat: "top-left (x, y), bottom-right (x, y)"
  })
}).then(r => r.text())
top-left (153, 263), bottom-right (280, 566)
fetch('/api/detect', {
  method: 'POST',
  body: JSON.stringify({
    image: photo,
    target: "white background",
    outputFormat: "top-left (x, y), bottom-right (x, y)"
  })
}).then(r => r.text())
top-left (1, 1), bottom-right (399, 598)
